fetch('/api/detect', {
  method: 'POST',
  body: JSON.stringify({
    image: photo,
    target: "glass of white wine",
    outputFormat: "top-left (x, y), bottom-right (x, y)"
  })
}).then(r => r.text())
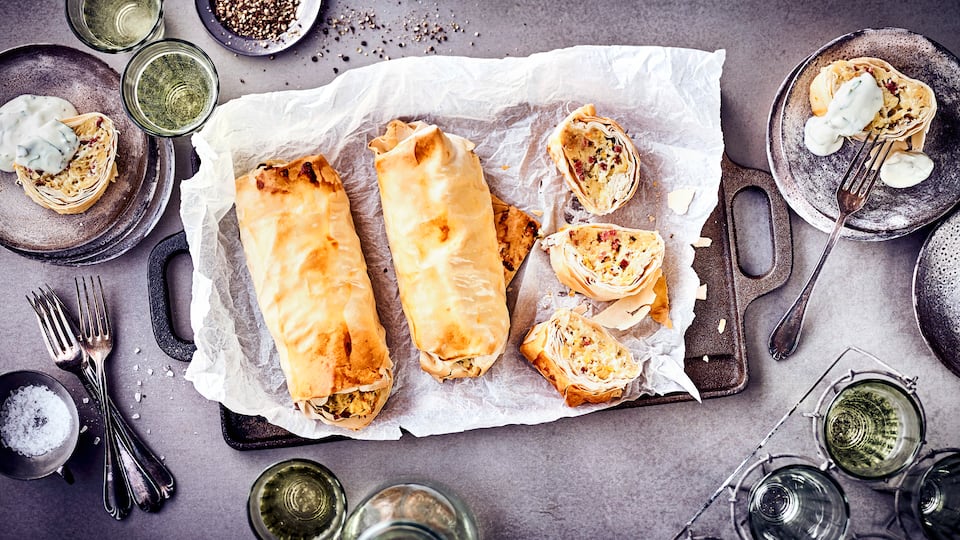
top-left (813, 372), bottom-right (925, 482)
top-left (896, 448), bottom-right (960, 539)
top-left (121, 39), bottom-right (219, 137)
top-left (247, 458), bottom-right (347, 540)
top-left (66, 0), bottom-right (164, 54)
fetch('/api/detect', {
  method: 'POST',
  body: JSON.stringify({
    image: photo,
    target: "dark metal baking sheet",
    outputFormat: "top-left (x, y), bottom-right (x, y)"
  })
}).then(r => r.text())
top-left (148, 155), bottom-right (792, 450)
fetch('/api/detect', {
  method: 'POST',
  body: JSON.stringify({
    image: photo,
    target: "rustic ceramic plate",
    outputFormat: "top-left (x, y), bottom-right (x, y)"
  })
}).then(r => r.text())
top-left (195, 0), bottom-right (322, 56)
top-left (913, 208), bottom-right (960, 378)
top-left (768, 27), bottom-right (960, 241)
top-left (0, 44), bottom-right (173, 265)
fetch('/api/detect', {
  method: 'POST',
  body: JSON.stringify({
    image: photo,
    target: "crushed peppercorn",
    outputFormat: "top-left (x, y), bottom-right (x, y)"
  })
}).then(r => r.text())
top-left (214, 0), bottom-right (301, 41)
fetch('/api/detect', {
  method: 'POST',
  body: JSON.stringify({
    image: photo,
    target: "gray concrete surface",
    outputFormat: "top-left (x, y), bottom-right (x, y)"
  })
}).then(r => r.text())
top-left (1, 1), bottom-right (959, 538)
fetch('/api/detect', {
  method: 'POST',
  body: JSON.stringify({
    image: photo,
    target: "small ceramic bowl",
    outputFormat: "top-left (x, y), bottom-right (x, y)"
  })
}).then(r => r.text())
top-left (0, 370), bottom-right (80, 483)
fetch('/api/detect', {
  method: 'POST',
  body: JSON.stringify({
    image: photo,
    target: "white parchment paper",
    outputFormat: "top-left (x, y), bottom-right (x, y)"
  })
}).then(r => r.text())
top-left (182, 45), bottom-right (725, 440)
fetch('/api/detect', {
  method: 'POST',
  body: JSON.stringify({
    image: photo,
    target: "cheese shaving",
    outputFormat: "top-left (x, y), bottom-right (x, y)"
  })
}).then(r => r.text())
top-left (668, 188), bottom-right (696, 215)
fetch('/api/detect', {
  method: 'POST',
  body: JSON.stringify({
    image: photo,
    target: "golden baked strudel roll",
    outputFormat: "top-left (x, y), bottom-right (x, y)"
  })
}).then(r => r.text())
top-left (369, 120), bottom-right (509, 382)
top-left (235, 154), bottom-right (393, 430)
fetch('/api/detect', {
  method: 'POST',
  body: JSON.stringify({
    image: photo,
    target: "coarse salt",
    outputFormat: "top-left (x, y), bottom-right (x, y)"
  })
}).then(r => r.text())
top-left (0, 384), bottom-right (72, 457)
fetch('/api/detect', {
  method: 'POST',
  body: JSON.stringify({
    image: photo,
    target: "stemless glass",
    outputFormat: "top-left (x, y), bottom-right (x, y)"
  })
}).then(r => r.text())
top-left (341, 482), bottom-right (479, 540)
top-left (65, 0), bottom-right (164, 53)
top-left (746, 464), bottom-right (850, 540)
top-left (247, 458), bottom-right (347, 540)
top-left (896, 449), bottom-right (960, 539)
top-left (814, 374), bottom-right (925, 482)
top-left (121, 38), bottom-right (219, 137)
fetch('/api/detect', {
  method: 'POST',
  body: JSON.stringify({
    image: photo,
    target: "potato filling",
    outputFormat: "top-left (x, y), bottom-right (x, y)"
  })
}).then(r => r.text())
top-left (313, 389), bottom-right (379, 420)
top-left (553, 314), bottom-right (635, 382)
top-left (565, 227), bottom-right (657, 286)
top-left (561, 123), bottom-right (631, 207)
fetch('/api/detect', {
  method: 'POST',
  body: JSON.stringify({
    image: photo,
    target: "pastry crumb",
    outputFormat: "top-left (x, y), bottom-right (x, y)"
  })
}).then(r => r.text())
top-left (695, 284), bottom-right (707, 300)
top-left (692, 236), bottom-right (712, 248)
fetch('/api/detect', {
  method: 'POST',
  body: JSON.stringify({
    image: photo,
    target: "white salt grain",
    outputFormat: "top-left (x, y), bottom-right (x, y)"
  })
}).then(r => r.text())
top-left (133, 364), bottom-right (139, 372)
top-left (132, 413), bottom-right (141, 420)
top-left (0, 384), bottom-right (72, 457)
top-left (147, 368), bottom-right (154, 376)
top-left (134, 348), bottom-right (141, 354)
top-left (80, 425), bottom-right (88, 434)
top-left (93, 436), bottom-right (101, 445)
top-left (135, 392), bottom-right (142, 403)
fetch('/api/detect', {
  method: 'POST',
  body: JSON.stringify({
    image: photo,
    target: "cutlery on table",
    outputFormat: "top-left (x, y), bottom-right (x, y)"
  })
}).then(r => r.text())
top-left (28, 283), bottom-right (173, 515)
top-left (768, 132), bottom-right (894, 361)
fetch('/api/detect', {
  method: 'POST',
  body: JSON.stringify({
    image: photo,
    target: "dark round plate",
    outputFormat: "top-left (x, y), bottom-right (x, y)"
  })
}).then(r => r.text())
top-left (913, 208), bottom-right (960, 378)
top-left (195, 0), bottom-right (322, 56)
top-left (0, 44), bottom-right (172, 264)
top-left (768, 28), bottom-right (960, 241)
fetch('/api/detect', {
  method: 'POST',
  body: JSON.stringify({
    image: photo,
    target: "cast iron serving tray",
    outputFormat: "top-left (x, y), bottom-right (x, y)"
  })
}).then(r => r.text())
top-left (148, 155), bottom-right (792, 450)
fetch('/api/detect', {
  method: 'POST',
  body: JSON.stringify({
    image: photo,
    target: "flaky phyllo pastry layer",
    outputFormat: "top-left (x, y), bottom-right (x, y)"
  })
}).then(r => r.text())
top-left (369, 120), bottom-right (510, 382)
top-left (15, 112), bottom-right (118, 215)
top-left (547, 104), bottom-right (642, 215)
top-left (809, 57), bottom-right (937, 150)
top-left (234, 155), bottom-right (393, 430)
top-left (520, 308), bottom-right (640, 407)
top-left (542, 223), bottom-right (671, 328)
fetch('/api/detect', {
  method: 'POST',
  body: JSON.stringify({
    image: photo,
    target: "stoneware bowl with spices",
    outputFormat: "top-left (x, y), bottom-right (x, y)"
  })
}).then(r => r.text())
top-left (0, 370), bottom-right (80, 483)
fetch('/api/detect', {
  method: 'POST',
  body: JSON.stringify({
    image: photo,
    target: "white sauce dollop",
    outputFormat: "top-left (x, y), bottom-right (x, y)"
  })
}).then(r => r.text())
top-left (804, 73), bottom-right (883, 156)
top-left (14, 120), bottom-right (80, 174)
top-left (0, 94), bottom-right (78, 173)
top-left (880, 151), bottom-right (934, 188)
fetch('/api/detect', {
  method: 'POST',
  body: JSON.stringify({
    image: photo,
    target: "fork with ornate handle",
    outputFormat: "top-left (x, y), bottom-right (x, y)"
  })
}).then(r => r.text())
top-left (768, 131), bottom-right (894, 360)
top-left (29, 286), bottom-right (173, 512)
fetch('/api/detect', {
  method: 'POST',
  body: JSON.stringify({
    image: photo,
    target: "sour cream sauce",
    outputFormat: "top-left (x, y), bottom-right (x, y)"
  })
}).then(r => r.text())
top-left (880, 151), bottom-right (934, 188)
top-left (804, 73), bottom-right (883, 156)
top-left (0, 94), bottom-right (79, 173)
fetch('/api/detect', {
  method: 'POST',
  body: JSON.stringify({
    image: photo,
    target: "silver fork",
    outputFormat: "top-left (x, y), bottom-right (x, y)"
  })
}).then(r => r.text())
top-left (75, 276), bottom-right (132, 520)
top-left (768, 132), bottom-right (894, 361)
top-left (28, 286), bottom-right (170, 511)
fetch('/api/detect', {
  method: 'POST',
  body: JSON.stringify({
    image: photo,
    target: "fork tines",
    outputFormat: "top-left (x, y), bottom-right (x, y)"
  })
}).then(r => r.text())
top-left (840, 131), bottom-right (895, 197)
top-left (26, 287), bottom-right (77, 357)
top-left (76, 276), bottom-right (110, 341)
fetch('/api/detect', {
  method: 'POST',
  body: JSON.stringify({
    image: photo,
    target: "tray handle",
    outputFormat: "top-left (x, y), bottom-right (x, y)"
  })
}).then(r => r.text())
top-left (147, 230), bottom-right (196, 362)
top-left (720, 155), bottom-right (793, 311)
